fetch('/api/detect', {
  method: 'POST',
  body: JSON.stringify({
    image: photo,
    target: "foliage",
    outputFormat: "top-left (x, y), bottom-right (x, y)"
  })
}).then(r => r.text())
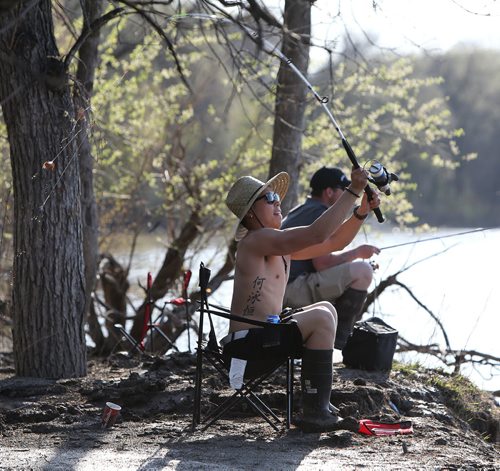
top-left (404, 48), bottom-right (500, 226)
top-left (302, 57), bottom-right (466, 228)
top-left (90, 20), bottom-right (274, 253)
top-left (89, 25), bottom-right (469, 246)
top-left (428, 370), bottom-right (500, 441)
top-left (392, 360), bottom-right (424, 378)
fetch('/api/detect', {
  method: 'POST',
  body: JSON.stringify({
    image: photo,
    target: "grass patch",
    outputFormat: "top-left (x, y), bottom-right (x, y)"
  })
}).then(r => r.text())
top-left (391, 361), bottom-right (424, 378)
top-left (428, 370), bottom-right (499, 442)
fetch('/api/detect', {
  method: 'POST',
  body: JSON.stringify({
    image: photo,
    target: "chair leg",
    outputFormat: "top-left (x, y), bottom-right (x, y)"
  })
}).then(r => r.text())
top-left (201, 371), bottom-right (282, 429)
top-left (150, 325), bottom-right (179, 352)
top-left (199, 353), bottom-right (289, 431)
top-left (113, 324), bottom-right (143, 354)
top-left (194, 370), bottom-right (290, 432)
top-left (192, 346), bottom-right (204, 430)
top-left (201, 389), bottom-right (280, 432)
top-left (286, 357), bottom-right (294, 429)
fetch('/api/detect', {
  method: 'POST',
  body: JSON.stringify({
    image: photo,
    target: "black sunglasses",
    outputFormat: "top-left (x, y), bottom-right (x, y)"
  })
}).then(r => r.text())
top-left (255, 191), bottom-right (280, 204)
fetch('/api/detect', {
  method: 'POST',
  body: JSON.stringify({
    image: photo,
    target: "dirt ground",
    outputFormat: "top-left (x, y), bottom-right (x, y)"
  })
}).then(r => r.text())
top-left (0, 351), bottom-right (499, 470)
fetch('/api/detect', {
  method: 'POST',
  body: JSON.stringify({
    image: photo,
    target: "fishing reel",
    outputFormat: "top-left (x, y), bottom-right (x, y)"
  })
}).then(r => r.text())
top-left (367, 160), bottom-right (399, 196)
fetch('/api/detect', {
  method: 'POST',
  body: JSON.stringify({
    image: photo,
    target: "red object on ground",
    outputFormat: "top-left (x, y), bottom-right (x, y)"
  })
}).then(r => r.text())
top-left (358, 419), bottom-right (413, 436)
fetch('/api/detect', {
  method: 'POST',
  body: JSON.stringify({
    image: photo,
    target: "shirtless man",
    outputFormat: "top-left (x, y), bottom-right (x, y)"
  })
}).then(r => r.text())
top-left (281, 167), bottom-right (381, 349)
top-left (224, 168), bottom-right (380, 432)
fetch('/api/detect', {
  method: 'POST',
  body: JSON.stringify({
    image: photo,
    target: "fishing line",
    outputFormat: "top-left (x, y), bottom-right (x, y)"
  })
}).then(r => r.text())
top-left (33, 11), bottom-right (373, 214)
top-left (37, 130), bottom-right (87, 214)
top-left (35, 17), bottom-right (174, 213)
top-left (171, 13), bottom-right (385, 222)
top-left (379, 227), bottom-right (489, 251)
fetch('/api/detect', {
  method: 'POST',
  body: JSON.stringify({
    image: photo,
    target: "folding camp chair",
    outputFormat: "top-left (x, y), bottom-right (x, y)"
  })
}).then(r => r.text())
top-left (192, 262), bottom-right (295, 432)
top-left (114, 271), bottom-right (192, 355)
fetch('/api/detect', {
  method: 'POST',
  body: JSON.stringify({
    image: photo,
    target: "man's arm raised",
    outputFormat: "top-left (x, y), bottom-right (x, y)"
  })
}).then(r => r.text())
top-left (243, 169), bottom-right (369, 259)
top-left (307, 189), bottom-right (381, 255)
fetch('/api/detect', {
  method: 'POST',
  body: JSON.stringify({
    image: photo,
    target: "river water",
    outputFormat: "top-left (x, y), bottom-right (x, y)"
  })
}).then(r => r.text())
top-left (110, 226), bottom-right (500, 393)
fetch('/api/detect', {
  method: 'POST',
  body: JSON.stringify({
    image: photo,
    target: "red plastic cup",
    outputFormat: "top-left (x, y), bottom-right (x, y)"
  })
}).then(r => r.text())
top-left (101, 402), bottom-right (121, 429)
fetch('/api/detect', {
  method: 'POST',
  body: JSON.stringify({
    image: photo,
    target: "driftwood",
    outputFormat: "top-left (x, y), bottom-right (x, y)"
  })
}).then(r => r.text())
top-left (87, 253), bottom-right (130, 354)
top-left (397, 336), bottom-right (500, 375)
top-left (88, 239), bottom-right (499, 387)
top-left (88, 236), bottom-right (237, 356)
top-left (142, 238), bottom-right (237, 354)
top-left (365, 245), bottom-right (499, 381)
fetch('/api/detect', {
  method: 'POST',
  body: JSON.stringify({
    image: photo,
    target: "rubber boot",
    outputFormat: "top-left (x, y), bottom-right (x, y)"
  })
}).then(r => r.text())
top-left (334, 288), bottom-right (367, 350)
top-left (300, 348), bottom-right (342, 433)
top-left (329, 403), bottom-right (340, 414)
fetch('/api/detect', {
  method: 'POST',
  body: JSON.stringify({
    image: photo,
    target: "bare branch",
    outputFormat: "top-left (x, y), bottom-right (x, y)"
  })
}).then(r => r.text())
top-left (64, 7), bottom-right (126, 70)
top-left (397, 335), bottom-right (500, 376)
top-left (115, 0), bottom-right (192, 92)
top-left (393, 279), bottom-right (451, 351)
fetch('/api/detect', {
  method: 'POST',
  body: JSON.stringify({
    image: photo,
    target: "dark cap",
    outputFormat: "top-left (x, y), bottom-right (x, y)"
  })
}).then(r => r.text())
top-left (310, 167), bottom-right (350, 192)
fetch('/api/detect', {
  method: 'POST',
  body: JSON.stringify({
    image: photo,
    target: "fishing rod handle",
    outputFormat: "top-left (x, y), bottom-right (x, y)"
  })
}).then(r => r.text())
top-left (342, 139), bottom-right (385, 223)
top-left (364, 185), bottom-right (385, 223)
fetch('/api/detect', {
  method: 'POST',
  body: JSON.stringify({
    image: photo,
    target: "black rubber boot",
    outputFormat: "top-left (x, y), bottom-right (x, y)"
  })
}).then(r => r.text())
top-left (334, 288), bottom-right (367, 350)
top-left (329, 403), bottom-right (340, 414)
top-left (300, 348), bottom-right (343, 433)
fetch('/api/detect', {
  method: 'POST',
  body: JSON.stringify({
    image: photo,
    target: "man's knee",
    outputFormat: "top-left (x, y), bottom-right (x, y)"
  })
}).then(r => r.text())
top-left (315, 305), bottom-right (337, 333)
top-left (318, 301), bottom-right (338, 324)
top-left (350, 261), bottom-right (374, 288)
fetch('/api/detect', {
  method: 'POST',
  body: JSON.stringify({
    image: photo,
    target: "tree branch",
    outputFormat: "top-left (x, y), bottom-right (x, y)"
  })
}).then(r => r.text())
top-left (64, 7), bottom-right (126, 70)
top-left (115, 0), bottom-right (192, 93)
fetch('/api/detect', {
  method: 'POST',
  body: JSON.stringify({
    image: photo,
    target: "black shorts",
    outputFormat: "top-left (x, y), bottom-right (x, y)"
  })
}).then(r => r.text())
top-left (222, 321), bottom-right (303, 379)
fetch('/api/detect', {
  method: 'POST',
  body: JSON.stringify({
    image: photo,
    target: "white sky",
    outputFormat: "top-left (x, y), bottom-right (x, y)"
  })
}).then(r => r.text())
top-left (269, 0), bottom-right (500, 64)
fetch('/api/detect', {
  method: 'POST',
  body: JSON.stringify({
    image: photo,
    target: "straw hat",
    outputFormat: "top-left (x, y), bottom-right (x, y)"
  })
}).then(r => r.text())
top-left (226, 172), bottom-right (290, 241)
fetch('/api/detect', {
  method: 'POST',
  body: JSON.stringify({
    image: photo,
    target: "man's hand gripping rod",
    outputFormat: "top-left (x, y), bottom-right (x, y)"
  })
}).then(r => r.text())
top-left (341, 139), bottom-right (384, 223)
top-left (242, 24), bottom-right (385, 222)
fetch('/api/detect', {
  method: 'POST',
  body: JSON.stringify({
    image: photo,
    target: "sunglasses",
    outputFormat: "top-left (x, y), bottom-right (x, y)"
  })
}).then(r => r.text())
top-left (255, 191), bottom-right (280, 204)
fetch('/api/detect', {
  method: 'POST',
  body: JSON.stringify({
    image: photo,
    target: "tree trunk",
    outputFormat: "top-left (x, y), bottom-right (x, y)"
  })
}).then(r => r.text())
top-left (99, 253), bottom-right (129, 353)
top-left (0, 1), bottom-right (87, 378)
top-left (129, 209), bottom-right (202, 342)
top-left (269, 0), bottom-right (311, 213)
top-left (73, 0), bottom-right (103, 347)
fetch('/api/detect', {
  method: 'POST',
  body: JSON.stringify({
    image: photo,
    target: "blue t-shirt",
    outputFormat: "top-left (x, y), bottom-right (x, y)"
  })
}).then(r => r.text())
top-left (281, 198), bottom-right (328, 282)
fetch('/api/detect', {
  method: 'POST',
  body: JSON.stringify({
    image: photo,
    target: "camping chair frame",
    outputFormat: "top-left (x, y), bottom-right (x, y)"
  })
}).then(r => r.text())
top-left (114, 271), bottom-right (192, 356)
top-left (192, 262), bottom-right (294, 432)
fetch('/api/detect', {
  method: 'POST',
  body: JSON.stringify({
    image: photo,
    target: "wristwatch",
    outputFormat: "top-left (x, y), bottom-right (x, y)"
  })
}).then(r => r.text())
top-left (353, 205), bottom-right (368, 221)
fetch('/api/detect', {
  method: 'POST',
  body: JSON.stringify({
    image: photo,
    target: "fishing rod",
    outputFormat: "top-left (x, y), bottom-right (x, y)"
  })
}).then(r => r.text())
top-left (379, 227), bottom-right (488, 251)
top-left (172, 13), bottom-right (398, 222)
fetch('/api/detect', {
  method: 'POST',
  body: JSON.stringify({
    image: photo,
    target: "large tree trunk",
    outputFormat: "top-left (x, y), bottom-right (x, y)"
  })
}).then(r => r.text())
top-left (269, 0), bottom-right (311, 213)
top-left (0, 1), bottom-right (87, 378)
top-left (73, 0), bottom-right (103, 348)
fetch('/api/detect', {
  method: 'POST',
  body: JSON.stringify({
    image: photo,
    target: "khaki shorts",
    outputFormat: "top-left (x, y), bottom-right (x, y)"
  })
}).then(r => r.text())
top-left (283, 263), bottom-right (352, 309)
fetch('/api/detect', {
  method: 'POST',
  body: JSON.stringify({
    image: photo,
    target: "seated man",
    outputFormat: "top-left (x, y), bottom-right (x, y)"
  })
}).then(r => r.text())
top-left (224, 168), bottom-right (380, 433)
top-left (281, 167), bottom-right (380, 349)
